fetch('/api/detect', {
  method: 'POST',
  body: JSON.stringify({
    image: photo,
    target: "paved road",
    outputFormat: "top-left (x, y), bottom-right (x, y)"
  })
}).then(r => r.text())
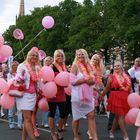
top-left (0, 114), bottom-right (136, 140)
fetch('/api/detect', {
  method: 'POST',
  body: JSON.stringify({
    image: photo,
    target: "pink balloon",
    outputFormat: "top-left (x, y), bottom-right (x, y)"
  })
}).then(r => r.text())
top-left (42, 81), bottom-right (57, 98)
top-left (0, 78), bottom-right (9, 94)
top-left (13, 28), bottom-right (24, 40)
top-left (40, 66), bottom-right (54, 82)
top-left (42, 16), bottom-right (55, 29)
top-left (38, 98), bottom-right (49, 112)
top-left (31, 47), bottom-right (39, 52)
top-left (0, 45), bottom-right (13, 57)
top-left (0, 56), bottom-right (8, 63)
top-left (1, 94), bottom-right (15, 109)
top-left (55, 72), bottom-right (70, 87)
top-left (38, 50), bottom-right (46, 60)
top-left (125, 108), bottom-right (140, 125)
top-left (0, 36), bottom-right (4, 46)
top-left (64, 85), bottom-right (72, 96)
top-left (127, 93), bottom-right (140, 108)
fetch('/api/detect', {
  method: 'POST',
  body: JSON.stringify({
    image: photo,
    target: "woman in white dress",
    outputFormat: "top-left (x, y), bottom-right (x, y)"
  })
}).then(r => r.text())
top-left (70, 49), bottom-right (98, 140)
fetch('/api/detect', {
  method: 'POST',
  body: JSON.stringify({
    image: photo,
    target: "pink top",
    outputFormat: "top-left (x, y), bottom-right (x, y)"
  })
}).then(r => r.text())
top-left (26, 79), bottom-right (36, 94)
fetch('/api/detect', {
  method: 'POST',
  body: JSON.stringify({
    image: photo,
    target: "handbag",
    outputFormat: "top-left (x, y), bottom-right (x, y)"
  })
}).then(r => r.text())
top-left (8, 89), bottom-right (24, 97)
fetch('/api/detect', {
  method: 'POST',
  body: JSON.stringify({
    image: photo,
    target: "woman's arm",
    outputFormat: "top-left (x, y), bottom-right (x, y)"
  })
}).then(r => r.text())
top-left (100, 77), bottom-right (112, 100)
top-left (70, 63), bottom-right (86, 86)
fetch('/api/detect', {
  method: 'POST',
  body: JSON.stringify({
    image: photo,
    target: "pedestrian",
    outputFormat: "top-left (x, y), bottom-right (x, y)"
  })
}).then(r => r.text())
top-left (128, 57), bottom-right (140, 94)
top-left (7, 61), bottom-right (23, 129)
top-left (16, 49), bottom-right (40, 140)
top-left (70, 49), bottom-right (98, 140)
top-left (101, 60), bottom-right (132, 140)
top-left (48, 49), bottom-right (67, 140)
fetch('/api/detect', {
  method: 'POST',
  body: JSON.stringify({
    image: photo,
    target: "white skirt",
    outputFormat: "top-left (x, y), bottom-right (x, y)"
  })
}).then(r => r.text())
top-left (16, 93), bottom-right (36, 111)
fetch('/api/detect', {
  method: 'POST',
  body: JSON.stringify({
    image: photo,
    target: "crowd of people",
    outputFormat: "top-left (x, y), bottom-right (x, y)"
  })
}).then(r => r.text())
top-left (0, 48), bottom-right (140, 140)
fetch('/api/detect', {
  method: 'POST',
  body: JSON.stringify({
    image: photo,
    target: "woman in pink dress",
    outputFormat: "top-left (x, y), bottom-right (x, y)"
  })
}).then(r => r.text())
top-left (101, 61), bottom-right (131, 140)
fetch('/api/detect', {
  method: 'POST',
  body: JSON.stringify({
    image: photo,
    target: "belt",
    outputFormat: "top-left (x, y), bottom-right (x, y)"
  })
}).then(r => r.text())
top-left (111, 88), bottom-right (122, 91)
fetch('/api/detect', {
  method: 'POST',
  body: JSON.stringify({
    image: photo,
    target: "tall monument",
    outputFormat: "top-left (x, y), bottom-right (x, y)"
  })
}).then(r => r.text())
top-left (19, 0), bottom-right (25, 17)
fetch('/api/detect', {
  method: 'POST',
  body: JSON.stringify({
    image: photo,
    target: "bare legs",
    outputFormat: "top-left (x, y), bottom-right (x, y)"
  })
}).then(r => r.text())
top-left (72, 119), bottom-right (80, 140)
top-left (110, 115), bottom-right (129, 139)
top-left (22, 110), bottom-right (36, 140)
top-left (87, 111), bottom-right (98, 140)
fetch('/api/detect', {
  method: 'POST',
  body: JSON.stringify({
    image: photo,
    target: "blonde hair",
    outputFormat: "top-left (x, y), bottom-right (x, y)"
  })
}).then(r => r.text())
top-left (91, 54), bottom-right (104, 72)
top-left (43, 56), bottom-right (53, 66)
top-left (24, 50), bottom-right (39, 64)
top-left (114, 60), bottom-right (123, 69)
top-left (54, 49), bottom-right (65, 63)
top-left (73, 49), bottom-right (90, 64)
top-left (10, 61), bottom-right (19, 74)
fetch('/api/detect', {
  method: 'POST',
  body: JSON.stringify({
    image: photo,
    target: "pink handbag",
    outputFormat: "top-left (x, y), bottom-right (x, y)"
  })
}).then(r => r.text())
top-left (8, 90), bottom-right (24, 97)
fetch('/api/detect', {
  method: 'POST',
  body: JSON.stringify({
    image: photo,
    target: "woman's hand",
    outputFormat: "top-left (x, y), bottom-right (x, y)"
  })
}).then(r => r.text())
top-left (100, 94), bottom-right (104, 101)
top-left (85, 79), bottom-right (94, 85)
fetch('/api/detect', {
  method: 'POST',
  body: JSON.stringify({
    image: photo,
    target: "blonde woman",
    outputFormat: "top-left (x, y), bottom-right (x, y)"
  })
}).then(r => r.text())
top-left (7, 61), bottom-right (23, 129)
top-left (70, 49), bottom-right (98, 140)
top-left (16, 49), bottom-right (40, 140)
top-left (48, 49), bottom-right (67, 140)
top-left (101, 61), bottom-right (131, 140)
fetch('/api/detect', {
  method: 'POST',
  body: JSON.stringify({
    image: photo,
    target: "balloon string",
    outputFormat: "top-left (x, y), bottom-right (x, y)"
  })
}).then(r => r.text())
top-left (19, 40), bottom-right (25, 59)
top-left (14, 28), bottom-right (46, 59)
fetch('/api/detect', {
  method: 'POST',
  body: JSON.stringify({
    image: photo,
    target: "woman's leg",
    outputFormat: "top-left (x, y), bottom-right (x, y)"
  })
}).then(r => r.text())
top-left (57, 102), bottom-right (67, 139)
top-left (22, 110), bottom-right (36, 140)
top-left (72, 119), bottom-right (80, 140)
top-left (48, 102), bottom-right (57, 140)
top-left (87, 111), bottom-right (98, 140)
top-left (32, 110), bottom-right (40, 137)
top-left (118, 116), bottom-right (129, 139)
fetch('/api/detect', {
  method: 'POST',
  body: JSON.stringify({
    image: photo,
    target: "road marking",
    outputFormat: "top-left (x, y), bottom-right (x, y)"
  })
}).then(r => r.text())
top-left (0, 118), bottom-right (51, 133)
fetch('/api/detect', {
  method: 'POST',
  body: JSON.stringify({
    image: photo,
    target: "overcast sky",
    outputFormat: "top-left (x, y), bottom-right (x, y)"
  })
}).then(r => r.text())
top-left (0, 0), bottom-right (83, 34)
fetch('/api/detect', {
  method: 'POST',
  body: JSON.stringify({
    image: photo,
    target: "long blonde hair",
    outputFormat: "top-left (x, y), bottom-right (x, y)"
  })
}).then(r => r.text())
top-left (10, 61), bottom-right (19, 74)
top-left (73, 49), bottom-right (90, 64)
top-left (53, 49), bottom-right (65, 63)
top-left (90, 54), bottom-right (104, 73)
top-left (24, 50), bottom-right (39, 65)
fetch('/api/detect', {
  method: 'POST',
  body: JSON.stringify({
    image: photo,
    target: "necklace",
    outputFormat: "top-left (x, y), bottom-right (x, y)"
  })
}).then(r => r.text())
top-left (54, 62), bottom-right (67, 72)
top-left (91, 65), bottom-right (102, 86)
top-left (114, 72), bottom-right (131, 91)
top-left (26, 63), bottom-right (39, 82)
top-left (77, 61), bottom-right (94, 80)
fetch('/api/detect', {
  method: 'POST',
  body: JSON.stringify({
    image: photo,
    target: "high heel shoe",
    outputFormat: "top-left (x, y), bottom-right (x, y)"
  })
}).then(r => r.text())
top-left (34, 128), bottom-right (40, 137)
top-left (57, 129), bottom-right (64, 140)
top-left (109, 131), bottom-right (114, 139)
top-left (87, 130), bottom-right (93, 140)
top-left (123, 137), bottom-right (129, 140)
top-left (50, 133), bottom-right (57, 140)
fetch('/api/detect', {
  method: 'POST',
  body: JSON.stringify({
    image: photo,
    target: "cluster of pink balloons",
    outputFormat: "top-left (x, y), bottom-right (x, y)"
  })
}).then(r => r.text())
top-left (0, 78), bottom-right (15, 109)
top-left (125, 93), bottom-right (140, 125)
top-left (40, 67), bottom-right (70, 98)
top-left (0, 36), bottom-right (13, 63)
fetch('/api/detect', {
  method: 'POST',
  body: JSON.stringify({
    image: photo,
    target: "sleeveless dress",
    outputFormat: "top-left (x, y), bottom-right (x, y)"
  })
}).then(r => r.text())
top-left (71, 72), bottom-right (95, 120)
top-left (107, 75), bottom-right (130, 116)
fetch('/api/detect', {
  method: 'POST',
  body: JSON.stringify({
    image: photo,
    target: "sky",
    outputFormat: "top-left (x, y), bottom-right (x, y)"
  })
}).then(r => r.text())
top-left (0, 0), bottom-right (83, 34)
